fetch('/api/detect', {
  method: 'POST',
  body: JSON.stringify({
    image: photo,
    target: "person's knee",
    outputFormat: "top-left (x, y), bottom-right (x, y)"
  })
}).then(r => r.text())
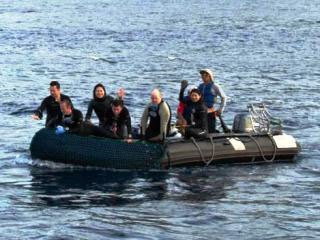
top-left (185, 127), bottom-right (207, 139)
top-left (118, 125), bottom-right (128, 139)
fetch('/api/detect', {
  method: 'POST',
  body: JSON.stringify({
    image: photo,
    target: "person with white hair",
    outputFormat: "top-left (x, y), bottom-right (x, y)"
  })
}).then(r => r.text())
top-left (140, 89), bottom-right (171, 142)
top-left (198, 69), bottom-right (227, 133)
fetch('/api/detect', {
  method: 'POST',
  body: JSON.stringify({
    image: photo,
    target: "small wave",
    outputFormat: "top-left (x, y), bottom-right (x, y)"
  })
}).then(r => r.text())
top-left (10, 107), bottom-right (35, 116)
top-left (88, 55), bottom-right (118, 64)
top-left (20, 9), bottom-right (38, 13)
top-left (154, 54), bottom-right (191, 62)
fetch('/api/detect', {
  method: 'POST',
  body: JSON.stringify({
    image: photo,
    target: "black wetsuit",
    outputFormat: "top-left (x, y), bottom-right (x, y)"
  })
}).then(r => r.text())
top-left (145, 101), bottom-right (171, 140)
top-left (85, 95), bottom-right (114, 126)
top-left (51, 108), bottom-right (109, 137)
top-left (51, 108), bottom-right (83, 132)
top-left (179, 89), bottom-right (208, 139)
top-left (34, 94), bottom-right (72, 127)
top-left (103, 107), bottom-right (132, 139)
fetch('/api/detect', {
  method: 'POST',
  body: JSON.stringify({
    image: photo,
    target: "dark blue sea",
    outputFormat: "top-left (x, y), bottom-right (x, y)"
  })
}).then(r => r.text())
top-left (0, 0), bottom-right (319, 239)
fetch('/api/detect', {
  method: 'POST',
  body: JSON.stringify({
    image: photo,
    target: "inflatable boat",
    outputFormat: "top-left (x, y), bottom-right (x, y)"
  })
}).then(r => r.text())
top-left (30, 104), bottom-right (300, 169)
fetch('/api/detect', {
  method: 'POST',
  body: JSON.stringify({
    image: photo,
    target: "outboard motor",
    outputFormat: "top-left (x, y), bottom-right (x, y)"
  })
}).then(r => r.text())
top-left (232, 113), bottom-right (254, 133)
top-left (233, 103), bottom-right (283, 134)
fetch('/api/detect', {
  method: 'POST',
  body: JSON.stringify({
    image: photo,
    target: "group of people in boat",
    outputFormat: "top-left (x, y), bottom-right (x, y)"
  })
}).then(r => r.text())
top-left (32, 68), bottom-right (227, 142)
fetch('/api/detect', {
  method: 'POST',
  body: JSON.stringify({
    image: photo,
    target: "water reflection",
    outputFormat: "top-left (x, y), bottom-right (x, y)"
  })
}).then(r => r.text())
top-left (30, 167), bottom-right (168, 207)
top-left (29, 166), bottom-right (237, 207)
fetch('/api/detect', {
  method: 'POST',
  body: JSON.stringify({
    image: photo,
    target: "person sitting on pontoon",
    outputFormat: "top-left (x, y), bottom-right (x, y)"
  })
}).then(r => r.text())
top-left (52, 99), bottom-right (83, 133)
top-left (85, 83), bottom-right (125, 126)
top-left (103, 99), bottom-right (132, 140)
top-left (179, 81), bottom-right (208, 139)
top-left (140, 89), bottom-right (171, 142)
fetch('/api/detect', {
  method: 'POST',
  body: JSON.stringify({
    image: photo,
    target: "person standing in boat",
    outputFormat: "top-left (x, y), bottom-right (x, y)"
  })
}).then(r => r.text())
top-left (179, 82), bottom-right (208, 138)
top-left (140, 89), bottom-right (171, 142)
top-left (198, 69), bottom-right (227, 133)
top-left (103, 99), bottom-right (132, 140)
top-left (32, 81), bottom-right (72, 128)
top-left (85, 83), bottom-right (125, 126)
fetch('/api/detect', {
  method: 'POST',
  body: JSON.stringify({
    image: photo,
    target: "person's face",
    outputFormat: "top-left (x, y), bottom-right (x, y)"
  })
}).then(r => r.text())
top-left (94, 87), bottom-right (105, 98)
top-left (60, 103), bottom-right (72, 115)
top-left (112, 105), bottom-right (122, 116)
top-left (201, 72), bottom-right (212, 84)
top-left (50, 86), bottom-right (60, 98)
top-left (151, 93), bottom-right (161, 105)
top-left (190, 92), bottom-right (201, 103)
top-left (95, 86), bottom-right (105, 99)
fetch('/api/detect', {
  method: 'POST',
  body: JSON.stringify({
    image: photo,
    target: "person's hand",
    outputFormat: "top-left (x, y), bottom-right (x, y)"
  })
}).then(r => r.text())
top-left (180, 80), bottom-right (188, 90)
top-left (126, 138), bottom-right (133, 144)
top-left (84, 119), bottom-right (93, 125)
top-left (117, 88), bottom-right (125, 99)
top-left (215, 109), bottom-right (222, 116)
top-left (112, 126), bottom-right (117, 133)
top-left (32, 114), bottom-right (40, 120)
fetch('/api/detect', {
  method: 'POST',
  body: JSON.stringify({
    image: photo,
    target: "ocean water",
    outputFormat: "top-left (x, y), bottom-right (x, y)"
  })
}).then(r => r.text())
top-left (0, 0), bottom-right (319, 239)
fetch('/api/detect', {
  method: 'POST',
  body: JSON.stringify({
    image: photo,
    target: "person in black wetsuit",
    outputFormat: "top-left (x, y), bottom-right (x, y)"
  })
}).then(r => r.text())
top-left (50, 99), bottom-right (112, 138)
top-left (56, 99), bottom-right (83, 133)
top-left (179, 81), bottom-right (208, 139)
top-left (103, 99), bottom-right (132, 140)
top-left (85, 83), bottom-right (125, 126)
top-left (32, 81), bottom-right (72, 127)
top-left (42, 99), bottom-right (83, 134)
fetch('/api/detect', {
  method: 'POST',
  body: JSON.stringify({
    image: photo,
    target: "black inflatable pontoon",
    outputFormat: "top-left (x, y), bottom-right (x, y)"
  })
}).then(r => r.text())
top-left (30, 104), bottom-right (300, 169)
top-left (30, 128), bottom-right (300, 170)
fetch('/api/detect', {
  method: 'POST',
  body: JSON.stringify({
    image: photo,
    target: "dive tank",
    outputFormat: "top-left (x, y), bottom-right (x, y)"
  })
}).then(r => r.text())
top-left (232, 114), bottom-right (254, 133)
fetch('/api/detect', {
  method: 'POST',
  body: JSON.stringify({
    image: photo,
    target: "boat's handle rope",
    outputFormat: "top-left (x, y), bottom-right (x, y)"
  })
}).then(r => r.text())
top-left (206, 136), bottom-right (215, 166)
top-left (247, 134), bottom-right (277, 162)
top-left (190, 137), bottom-right (215, 166)
top-left (192, 134), bottom-right (277, 165)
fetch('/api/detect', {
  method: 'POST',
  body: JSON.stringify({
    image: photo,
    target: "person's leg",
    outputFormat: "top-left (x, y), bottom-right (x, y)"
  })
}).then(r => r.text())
top-left (185, 127), bottom-right (207, 139)
top-left (84, 123), bottom-right (119, 139)
top-left (131, 127), bottom-right (140, 139)
top-left (145, 127), bottom-right (159, 140)
top-left (117, 125), bottom-right (128, 139)
top-left (207, 113), bottom-right (216, 133)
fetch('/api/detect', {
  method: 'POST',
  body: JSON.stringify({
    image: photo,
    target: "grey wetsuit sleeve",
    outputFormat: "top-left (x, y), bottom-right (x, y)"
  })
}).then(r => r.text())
top-left (158, 102), bottom-right (170, 140)
top-left (140, 105), bottom-right (150, 135)
top-left (213, 83), bottom-right (227, 112)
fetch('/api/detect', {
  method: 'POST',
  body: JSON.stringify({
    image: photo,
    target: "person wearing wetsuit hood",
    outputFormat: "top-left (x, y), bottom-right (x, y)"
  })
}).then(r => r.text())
top-left (198, 69), bottom-right (226, 133)
top-left (140, 89), bottom-right (171, 142)
top-left (179, 81), bottom-right (208, 139)
top-left (85, 83), bottom-right (125, 126)
top-left (32, 81), bottom-right (73, 128)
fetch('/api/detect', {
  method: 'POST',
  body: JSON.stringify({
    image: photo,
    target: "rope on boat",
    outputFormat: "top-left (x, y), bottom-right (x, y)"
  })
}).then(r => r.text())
top-left (247, 134), bottom-right (277, 163)
top-left (188, 133), bottom-right (277, 165)
top-left (206, 136), bottom-right (216, 166)
top-left (191, 137), bottom-right (205, 165)
top-left (190, 137), bottom-right (215, 166)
